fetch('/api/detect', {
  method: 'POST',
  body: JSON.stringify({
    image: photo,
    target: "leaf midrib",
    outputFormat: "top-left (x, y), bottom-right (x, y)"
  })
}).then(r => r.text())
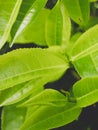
top-left (0, 0), bottom-right (22, 48)
top-left (21, 104), bottom-right (79, 130)
top-left (0, 65), bottom-right (67, 82)
top-left (71, 43), bottom-right (98, 61)
top-left (75, 88), bottom-right (98, 101)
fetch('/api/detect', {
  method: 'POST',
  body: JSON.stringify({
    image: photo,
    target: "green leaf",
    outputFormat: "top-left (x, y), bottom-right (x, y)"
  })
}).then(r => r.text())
top-left (0, 75), bottom-right (60, 106)
top-left (89, 0), bottom-right (97, 2)
top-left (2, 105), bottom-right (26, 130)
top-left (26, 106), bottom-right (40, 119)
top-left (71, 25), bottom-right (98, 77)
top-left (0, 77), bottom-right (46, 106)
top-left (67, 32), bottom-right (82, 55)
top-left (20, 103), bottom-right (81, 130)
top-left (10, 0), bottom-right (48, 46)
top-left (15, 9), bottom-right (50, 46)
top-left (73, 76), bottom-right (98, 107)
top-left (45, 0), bottom-right (71, 46)
top-left (0, 0), bottom-right (22, 49)
top-left (0, 48), bottom-right (69, 90)
top-left (19, 89), bottom-right (67, 107)
top-left (62, 0), bottom-right (90, 25)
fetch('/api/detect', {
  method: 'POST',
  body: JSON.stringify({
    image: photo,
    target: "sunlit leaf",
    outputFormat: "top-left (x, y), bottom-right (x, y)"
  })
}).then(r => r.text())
top-left (10, 0), bottom-right (48, 46)
top-left (45, 0), bottom-right (71, 46)
top-left (73, 76), bottom-right (98, 107)
top-left (0, 78), bottom-right (45, 106)
top-left (19, 89), bottom-right (67, 107)
top-left (71, 25), bottom-right (98, 77)
top-left (15, 9), bottom-right (50, 46)
top-left (0, 48), bottom-right (69, 90)
top-left (0, 0), bottom-right (22, 49)
top-left (20, 103), bottom-right (81, 130)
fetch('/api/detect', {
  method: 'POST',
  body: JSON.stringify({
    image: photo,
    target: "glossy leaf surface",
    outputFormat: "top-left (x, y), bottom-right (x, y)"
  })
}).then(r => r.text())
top-left (73, 77), bottom-right (98, 107)
top-left (0, 48), bottom-right (69, 90)
top-left (20, 89), bottom-right (67, 107)
top-left (45, 0), bottom-right (71, 46)
top-left (0, 78), bottom-right (46, 106)
top-left (20, 103), bottom-right (81, 130)
top-left (71, 25), bottom-right (98, 77)
top-left (2, 106), bottom-right (26, 130)
top-left (63, 0), bottom-right (90, 25)
top-left (0, 0), bottom-right (22, 49)
top-left (10, 0), bottom-right (48, 46)
top-left (15, 9), bottom-right (50, 46)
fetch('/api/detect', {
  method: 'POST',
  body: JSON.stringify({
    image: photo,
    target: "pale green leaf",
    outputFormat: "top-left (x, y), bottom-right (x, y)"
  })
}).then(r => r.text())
top-left (15, 9), bottom-right (50, 46)
top-left (0, 48), bottom-right (69, 90)
top-left (2, 105), bottom-right (26, 130)
top-left (73, 76), bottom-right (98, 107)
top-left (0, 0), bottom-right (22, 49)
top-left (19, 89), bottom-right (67, 107)
top-left (0, 75), bottom-right (60, 106)
top-left (10, 0), bottom-right (48, 46)
top-left (62, 0), bottom-right (90, 25)
top-left (25, 106), bottom-right (40, 119)
top-left (20, 103), bottom-right (81, 130)
top-left (67, 32), bottom-right (82, 55)
top-left (45, 0), bottom-right (71, 46)
top-left (0, 78), bottom-right (46, 106)
top-left (71, 25), bottom-right (98, 77)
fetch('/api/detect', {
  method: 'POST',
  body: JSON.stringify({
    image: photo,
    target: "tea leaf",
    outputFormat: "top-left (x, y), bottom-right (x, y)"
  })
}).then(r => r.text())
top-left (15, 9), bottom-right (50, 46)
top-left (63, 0), bottom-right (90, 25)
top-left (20, 103), bottom-right (81, 130)
top-left (0, 48), bottom-right (69, 90)
top-left (73, 76), bottom-right (98, 107)
top-left (0, 0), bottom-right (22, 49)
top-left (19, 89), bottom-right (67, 107)
top-left (71, 25), bottom-right (98, 77)
top-left (45, 0), bottom-right (71, 46)
top-left (0, 78), bottom-right (45, 106)
top-left (2, 105), bottom-right (26, 130)
top-left (10, 0), bottom-right (48, 46)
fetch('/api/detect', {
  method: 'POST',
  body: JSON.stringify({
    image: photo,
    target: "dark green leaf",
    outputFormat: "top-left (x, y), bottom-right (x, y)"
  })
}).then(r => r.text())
top-left (2, 105), bottom-right (26, 130)
top-left (63, 0), bottom-right (90, 25)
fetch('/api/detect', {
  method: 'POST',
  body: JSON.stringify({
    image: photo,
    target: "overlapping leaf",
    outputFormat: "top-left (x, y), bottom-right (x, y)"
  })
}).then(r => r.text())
top-left (73, 76), bottom-right (98, 107)
top-left (45, 0), bottom-right (71, 46)
top-left (20, 89), bottom-right (67, 107)
top-left (15, 9), bottom-right (50, 46)
top-left (20, 103), bottom-right (81, 130)
top-left (0, 48), bottom-right (69, 90)
top-left (2, 106), bottom-right (26, 130)
top-left (10, 0), bottom-right (48, 46)
top-left (71, 25), bottom-right (98, 77)
top-left (62, 0), bottom-right (90, 25)
top-left (0, 0), bottom-right (22, 49)
top-left (0, 78), bottom-right (44, 106)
